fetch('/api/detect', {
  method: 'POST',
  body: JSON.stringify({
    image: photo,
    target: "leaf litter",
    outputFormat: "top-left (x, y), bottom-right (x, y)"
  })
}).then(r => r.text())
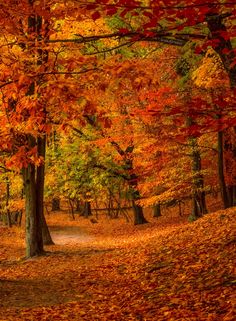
top-left (0, 208), bottom-right (235, 320)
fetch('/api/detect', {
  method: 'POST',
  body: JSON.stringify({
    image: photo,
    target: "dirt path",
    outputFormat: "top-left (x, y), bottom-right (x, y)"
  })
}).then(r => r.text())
top-left (49, 226), bottom-right (94, 245)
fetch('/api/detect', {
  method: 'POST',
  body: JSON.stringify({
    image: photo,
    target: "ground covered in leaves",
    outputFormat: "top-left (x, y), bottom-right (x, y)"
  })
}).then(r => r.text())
top-left (0, 207), bottom-right (235, 320)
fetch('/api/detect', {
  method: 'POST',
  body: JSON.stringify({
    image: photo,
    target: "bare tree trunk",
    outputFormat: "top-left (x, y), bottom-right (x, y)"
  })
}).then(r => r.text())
top-left (68, 199), bottom-right (75, 220)
top-left (23, 142), bottom-right (44, 258)
top-left (132, 200), bottom-right (148, 225)
top-left (153, 203), bottom-right (161, 218)
top-left (207, 13), bottom-right (236, 206)
top-left (218, 130), bottom-right (230, 208)
top-left (5, 175), bottom-right (12, 227)
top-left (84, 201), bottom-right (92, 218)
top-left (51, 198), bottom-right (60, 211)
top-left (131, 189), bottom-right (148, 225)
top-left (37, 136), bottom-right (54, 245)
top-left (187, 117), bottom-right (208, 220)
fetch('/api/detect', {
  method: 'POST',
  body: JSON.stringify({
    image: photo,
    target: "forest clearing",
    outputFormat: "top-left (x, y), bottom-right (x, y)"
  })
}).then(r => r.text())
top-left (0, 202), bottom-right (235, 321)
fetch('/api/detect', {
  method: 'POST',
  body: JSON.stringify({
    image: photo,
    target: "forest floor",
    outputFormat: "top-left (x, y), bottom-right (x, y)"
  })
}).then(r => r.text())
top-left (0, 205), bottom-right (235, 321)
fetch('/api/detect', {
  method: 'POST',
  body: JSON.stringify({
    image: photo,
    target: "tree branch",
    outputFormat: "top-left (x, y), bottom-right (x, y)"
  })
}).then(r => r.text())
top-left (0, 80), bottom-right (15, 89)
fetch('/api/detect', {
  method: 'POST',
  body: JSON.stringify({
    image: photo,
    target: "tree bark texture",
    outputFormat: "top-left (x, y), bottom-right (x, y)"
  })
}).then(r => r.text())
top-left (153, 203), bottom-right (161, 218)
top-left (23, 144), bottom-right (44, 258)
top-left (51, 198), bottom-right (60, 211)
top-left (218, 130), bottom-right (230, 208)
top-left (207, 13), bottom-right (236, 206)
top-left (187, 117), bottom-right (208, 219)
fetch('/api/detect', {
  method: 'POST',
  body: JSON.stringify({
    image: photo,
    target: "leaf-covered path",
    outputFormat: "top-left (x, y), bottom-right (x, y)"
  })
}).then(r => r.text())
top-left (0, 209), bottom-right (235, 321)
top-left (50, 226), bottom-right (95, 245)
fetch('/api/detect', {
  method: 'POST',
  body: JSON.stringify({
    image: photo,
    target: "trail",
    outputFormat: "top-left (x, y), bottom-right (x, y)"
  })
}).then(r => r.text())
top-left (49, 226), bottom-right (94, 245)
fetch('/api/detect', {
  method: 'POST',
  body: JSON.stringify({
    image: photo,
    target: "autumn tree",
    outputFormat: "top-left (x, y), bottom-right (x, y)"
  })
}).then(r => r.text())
top-left (0, 0), bottom-right (235, 257)
top-left (0, 1), bottom-right (100, 257)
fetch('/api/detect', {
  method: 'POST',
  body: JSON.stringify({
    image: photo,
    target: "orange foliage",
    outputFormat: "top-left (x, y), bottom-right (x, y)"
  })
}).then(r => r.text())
top-left (0, 206), bottom-right (235, 320)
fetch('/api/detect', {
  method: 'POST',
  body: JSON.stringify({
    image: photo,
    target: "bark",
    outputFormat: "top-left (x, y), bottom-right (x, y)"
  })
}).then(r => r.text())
top-left (191, 147), bottom-right (208, 217)
top-left (218, 130), bottom-right (230, 208)
top-left (131, 189), bottom-right (148, 225)
top-left (132, 200), bottom-right (148, 225)
top-left (68, 199), bottom-right (75, 220)
top-left (126, 156), bottom-right (148, 224)
top-left (5, 175), bottom-right (11, 227)
top-left (207, 13), bottom-right (236, 206)
top-left (84, 201), bottom-right (92, 218)
top-left (37, 136), bottom-right (54, 245)
top-left (187, 118), bottom-right (208, 219)
top-left (131, 193), bottom-right (148, 225)
top-left (51, 198), bottom-right (60, 211)
top-left (153, 203), bottom-right (161, 218)
top-left (106, 140), bottom-right (148, 224)
top-left (75, 199), bottom-right (82, 212)
top-left (178, 201), bottom-right (182, 217)
top-left (23, 146), bottom-right (44, 258)
top-left (224, 128), bottom-right (236, 206)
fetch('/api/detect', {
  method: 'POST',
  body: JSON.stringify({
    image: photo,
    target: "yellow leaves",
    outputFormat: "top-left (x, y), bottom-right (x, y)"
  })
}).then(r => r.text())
top-left (192, 47), bottom-right (230, 89)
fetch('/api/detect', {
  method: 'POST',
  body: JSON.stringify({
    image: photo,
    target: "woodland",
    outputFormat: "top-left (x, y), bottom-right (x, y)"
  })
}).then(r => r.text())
top-left (0, 0), bottom-right (236, 320)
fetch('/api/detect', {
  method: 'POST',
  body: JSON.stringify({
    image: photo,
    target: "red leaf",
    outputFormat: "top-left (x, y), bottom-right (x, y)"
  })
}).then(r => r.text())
top-left (143, 18), bottom-right (158, 29)
top-left (195, 45), bottom-right (202, 54)
top-left (91, 11), bottom-right (101, 20)
top-left (106, 7), bottom-right (117, 16)
top-left (86, 4), bottom-right (97, 10)
top-left (143, 11), bottom-right (154, 19)
top-left (119, 28), bottom-right (130, 34)
top-left (120, 8), bottom-right (130, 18)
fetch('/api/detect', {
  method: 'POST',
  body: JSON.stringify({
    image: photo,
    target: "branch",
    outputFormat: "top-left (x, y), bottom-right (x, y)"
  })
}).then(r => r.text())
top-left (47, 32), bottom-right (189, 47)
top-left (110, 141), bottom-right (125, 156)
top-left (93, 164), bottom-right (129, 181)
top-left (84, 41), bottom-right (136, 55)
top-left (71, 126), bottom-right (86, 137)
top-left (0, 80), bottom-right (15, 89)
top-left (37, 68), bottom-right (99, 76)
top-left (0, 165), bottom-right (12, 173)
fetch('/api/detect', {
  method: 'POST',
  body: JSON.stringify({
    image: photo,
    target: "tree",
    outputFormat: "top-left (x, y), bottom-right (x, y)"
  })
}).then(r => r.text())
top-left (0, 0), bottom-right (235, 256)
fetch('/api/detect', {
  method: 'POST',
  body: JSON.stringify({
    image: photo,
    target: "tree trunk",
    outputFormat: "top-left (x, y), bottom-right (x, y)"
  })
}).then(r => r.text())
top-left (178, 201), bottom-right (182, 217)
top-left (131, 193), bottom-right (148, 225)
top-left (218, 130), bottom-right (230, 208)
top-left (187, 117), bottom-right (208, 219)
top-left (224, 128), bottom-right (236, 207)
top-left (130, 188), bottom-right (148, 225)
top-left (132, 200), bottom-right (148, 225)
top-left (37, 136), bottom-right (54, 245)
top-left (23, 157), bottom-right (44, 258)
top-left (84, 201), bottom-right (92, 218)
top-left (5, 175), bottom-right (12, 227)
top-left (75, 199), bottom-right (82, 212)
top-left (68, 199), bottom-right (75, 220)
top-left (153, 203), bottom-right (161, 218)
top-left (41, 212), bottom-right (54, 245)
top-left (127, 165), bottom-right (148, 225)
top-left (207, 13), bottom-right (236, 206)
top-left (51, 198), bottom-right (60, 211)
